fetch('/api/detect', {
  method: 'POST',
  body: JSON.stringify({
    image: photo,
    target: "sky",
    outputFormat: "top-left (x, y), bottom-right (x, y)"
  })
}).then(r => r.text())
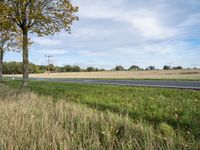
top-left (4, 0), bottom-right (200, 69)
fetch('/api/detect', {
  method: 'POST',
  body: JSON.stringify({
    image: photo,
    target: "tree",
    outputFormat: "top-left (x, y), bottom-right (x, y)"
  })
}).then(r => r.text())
top-left (146, 66), bottom-right (155, 70)
top-left (163, 65), bottom-right (171, 70)
top-left (172, 66), bottom-right (183, 70)
top-left (115, 66), bottom-right (125, 71)
top-left (3, 62), bottom-right (22, 74)
top-left (128, 65), bottom-right (140, 71)
top-left (48, 64), bottom-right (55, 72)
top-left (0, 19), bottom-right (17, 80)
top-left (63, 65), bottom-right (72, 72)
top-left (54, 66), bottom-right (63, 73)
top-left (72, 66), bottom-right (81, 72)
top-left (0, 23), bottom-right (32, 80)
top-left (0, 0), bottom-right (78, 86)
top-left (100, 68), bottom-right (105, 71)
top-left (38, 65), bottom-right (47, 73)
top-left (29, 63), bottom-right (40, 73)
top-left (87, 67), bottom-right (96, 72)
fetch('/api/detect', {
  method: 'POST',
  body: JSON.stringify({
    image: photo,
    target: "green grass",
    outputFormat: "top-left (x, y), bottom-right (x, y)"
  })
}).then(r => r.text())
top-left (1, 84), bottom-right (199, 149)
top-left (3, 80), bottom-right (200, 141)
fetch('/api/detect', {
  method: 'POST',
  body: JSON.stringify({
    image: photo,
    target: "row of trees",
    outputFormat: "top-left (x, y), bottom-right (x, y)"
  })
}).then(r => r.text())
top-left (40, 65), bottom-right (105, 73)
top-left (163, 65), bottom-right (183, 70)
top-left (3, 62), bottom-right (187, 74)
top-left (3, 62), bottom-right (40, 74)
top-left (0, 0), bottom-right (78, 86)
top-left (2, 62), bottom-right (106, 74)
top-left (114, 65), bottom-right (185, 71)
top-left (2, 62), bottom-right (105, 74)
top-left (114, 65), bottom-right (144, 71)
top-left (2, 63), bottom-right (81, 74)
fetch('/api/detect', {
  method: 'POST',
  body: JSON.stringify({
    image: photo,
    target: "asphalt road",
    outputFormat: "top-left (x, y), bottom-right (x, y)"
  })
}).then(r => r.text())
top-left (31, 78), bottom-right (200, 90)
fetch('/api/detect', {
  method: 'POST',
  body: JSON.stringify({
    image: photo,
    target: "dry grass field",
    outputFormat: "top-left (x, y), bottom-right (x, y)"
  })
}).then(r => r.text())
top-left (6, 69), bottom-right (200, 80)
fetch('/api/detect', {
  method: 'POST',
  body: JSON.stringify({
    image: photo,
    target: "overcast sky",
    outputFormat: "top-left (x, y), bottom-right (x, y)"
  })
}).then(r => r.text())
top-left (5, 0), bottom-right (200, 69)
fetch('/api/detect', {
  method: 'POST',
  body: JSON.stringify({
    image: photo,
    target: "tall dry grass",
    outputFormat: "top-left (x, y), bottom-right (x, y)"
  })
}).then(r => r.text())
top-left (0, 84), bottom-right (199, 150)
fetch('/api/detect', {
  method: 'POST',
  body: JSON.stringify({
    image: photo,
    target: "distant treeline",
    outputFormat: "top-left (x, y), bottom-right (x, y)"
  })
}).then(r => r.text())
top-left (3, 62), bottom-right (189, 74)
top-left (113, 65), bottom-right (185, 71)
top-left (3, 62), bottom-right (105, 74)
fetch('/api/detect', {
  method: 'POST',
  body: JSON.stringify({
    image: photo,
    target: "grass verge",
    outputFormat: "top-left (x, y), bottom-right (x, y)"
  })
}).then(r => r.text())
top-left (0, 83), bottom-right (199, 149)
top-left (3, 80), bottom-right (200, 140)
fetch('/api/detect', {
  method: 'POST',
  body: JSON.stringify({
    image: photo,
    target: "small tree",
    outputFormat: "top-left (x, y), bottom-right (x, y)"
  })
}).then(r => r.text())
top-left (63, 65), bottom-right (72, 72)
top-left (1, 0), bottom-right (78, 86)
top-left (48, 64), bottom-right (55, 72)
top-left (115, 66), bottom-right (125, 71)
top-left (87, 67), bottom-right (96, 72)
top-left (39, 65), bottom-right (47, 73)
top-left (54, 66), bottom-right (63, 73)
top-left (146, 66), bottom-right (155, 70)
top-left (100, 68), bottom-right (105, 71)
top-left (29, 63), bottom-right (40, 73)
top-left (172, 66), bottom-right (183, 70)
top-left (72, 66), bottom-right (81, 72)
top-left (128, 65), bottom-right (140, 71)
top-left (0, 20), bottom-right (17, 80)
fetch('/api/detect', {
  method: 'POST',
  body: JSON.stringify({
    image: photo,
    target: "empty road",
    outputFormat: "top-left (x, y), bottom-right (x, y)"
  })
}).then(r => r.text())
top-left (31, 78), bottom-right (200, 90)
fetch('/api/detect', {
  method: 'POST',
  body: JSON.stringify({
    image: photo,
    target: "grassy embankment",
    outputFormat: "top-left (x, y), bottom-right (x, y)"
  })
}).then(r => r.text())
top-left (0, 82), bottom-right (200, 149)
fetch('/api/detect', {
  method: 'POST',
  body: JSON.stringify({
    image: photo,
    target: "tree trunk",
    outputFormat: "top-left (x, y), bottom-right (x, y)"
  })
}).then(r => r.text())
top-left (0, 48), bottom-right (3, 81)
top-left (22, 29), bottom-right (29, 87)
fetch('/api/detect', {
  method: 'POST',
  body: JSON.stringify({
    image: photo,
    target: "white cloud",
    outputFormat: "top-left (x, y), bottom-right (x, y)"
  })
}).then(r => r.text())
top-left (129, 15), bottom-right (173, 38)
top-left (37, 49), bottom-right (69, 55)
top-left (76, 0), bottom-right (176, 39)
top-left (178, 13), bottom-right (200, 29)
top-left (33, 38), bottom-right (62, 47)
top-left (77, 50), bottom-right (109, 57)
top-left (71, 28), bottom-right (111, 40)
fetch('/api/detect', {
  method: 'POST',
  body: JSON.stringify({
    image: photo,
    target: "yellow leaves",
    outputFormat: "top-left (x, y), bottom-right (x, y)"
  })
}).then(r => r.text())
top-left (2, 0), bottom-right (78, 36)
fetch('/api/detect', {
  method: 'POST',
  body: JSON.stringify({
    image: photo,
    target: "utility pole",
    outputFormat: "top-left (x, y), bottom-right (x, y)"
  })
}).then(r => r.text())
top-left (45, 55), bottom-right (53, 75)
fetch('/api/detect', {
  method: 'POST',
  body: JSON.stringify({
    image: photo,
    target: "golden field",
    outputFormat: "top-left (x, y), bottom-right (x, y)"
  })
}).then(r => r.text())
top-left (6, 69), bottom-right (200, 80)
